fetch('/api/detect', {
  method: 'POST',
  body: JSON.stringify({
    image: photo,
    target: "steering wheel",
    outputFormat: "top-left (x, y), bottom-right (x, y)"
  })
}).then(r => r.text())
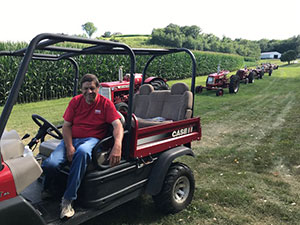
top-left (32, 114), bottom-right (63, 140)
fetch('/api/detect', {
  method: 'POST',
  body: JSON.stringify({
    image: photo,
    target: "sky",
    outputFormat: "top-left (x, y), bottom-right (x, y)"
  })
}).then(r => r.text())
top-left (1, 0), bottom-right (300, 42)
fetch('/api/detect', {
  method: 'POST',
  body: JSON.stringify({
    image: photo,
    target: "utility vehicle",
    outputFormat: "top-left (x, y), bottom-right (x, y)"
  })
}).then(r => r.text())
top-left (0, 33), bottom-right (201, 225)
top-left (195, 70), bottom-right (240, 96)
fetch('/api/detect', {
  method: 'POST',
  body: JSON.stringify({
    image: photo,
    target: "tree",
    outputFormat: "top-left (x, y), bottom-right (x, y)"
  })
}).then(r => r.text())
top-left (102, 31), bottom-right (112, 37)
top-left (181, 25), bottom-right (202, 39)
top-left (280, 50), bottom-right (297, 64)
top-left (82, 22), bottom-right (97, 38)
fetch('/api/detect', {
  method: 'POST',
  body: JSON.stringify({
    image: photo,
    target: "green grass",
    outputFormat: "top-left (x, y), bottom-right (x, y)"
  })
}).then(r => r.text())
top-left (1, 61), bottom-right (300, 225)
top-left (100, 35), bottom-right (164, 49)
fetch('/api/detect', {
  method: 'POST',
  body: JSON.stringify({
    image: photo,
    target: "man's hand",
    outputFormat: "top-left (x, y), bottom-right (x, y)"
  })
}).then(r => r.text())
top-left (66, 146), bottom-right (76, 162)
top-left (62, 120), bottom-right (74, 162)
top-left (108, 143), bottom-right (122, 167)
top-left (108, 119), bottom-right (124, 167)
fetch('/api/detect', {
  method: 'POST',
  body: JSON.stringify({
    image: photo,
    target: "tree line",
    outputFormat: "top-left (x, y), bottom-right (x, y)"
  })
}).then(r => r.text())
top-left (80, 22), bottom-right (300, 62)
top-left (150, 24), bottom-right (300, 60)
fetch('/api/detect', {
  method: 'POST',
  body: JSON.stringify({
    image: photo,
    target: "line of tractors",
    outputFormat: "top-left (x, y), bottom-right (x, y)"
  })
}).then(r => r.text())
top-left (195, 63), bottom-right (278, 96)
top-left (100, 62), bottom-right (279, 114)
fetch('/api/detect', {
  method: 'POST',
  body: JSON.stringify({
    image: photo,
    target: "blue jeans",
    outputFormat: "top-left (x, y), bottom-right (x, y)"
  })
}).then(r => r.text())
top-left (42, 137), bottom-right (100, 200)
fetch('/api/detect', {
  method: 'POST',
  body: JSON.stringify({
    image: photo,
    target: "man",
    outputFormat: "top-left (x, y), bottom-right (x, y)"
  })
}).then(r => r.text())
top-left (42, 74), bottom-right (123, 219)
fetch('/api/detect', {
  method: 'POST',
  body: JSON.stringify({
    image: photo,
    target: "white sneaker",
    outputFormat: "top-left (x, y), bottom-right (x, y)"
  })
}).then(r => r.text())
top-left (60, 198), bottom-right (75, 219)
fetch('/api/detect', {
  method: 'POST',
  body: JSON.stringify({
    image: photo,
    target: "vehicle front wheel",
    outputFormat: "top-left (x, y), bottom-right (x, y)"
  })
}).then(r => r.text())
top-left (152, 162), bottom-right (195, 214)
top-left (216, 88), bottom-right (224, 96)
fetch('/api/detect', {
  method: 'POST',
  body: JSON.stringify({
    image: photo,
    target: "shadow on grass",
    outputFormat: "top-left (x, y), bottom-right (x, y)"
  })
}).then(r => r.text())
top-left (278, 63), bottom-right (299, 68)
top-left (83, 195), bottom-right (165, 225)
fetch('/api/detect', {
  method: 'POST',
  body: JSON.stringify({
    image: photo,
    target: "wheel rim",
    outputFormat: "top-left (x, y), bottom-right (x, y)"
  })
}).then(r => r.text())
top-left (173, 176), bottom-right (190, 204)
top-left (234, 83), bottom-right (239, 93)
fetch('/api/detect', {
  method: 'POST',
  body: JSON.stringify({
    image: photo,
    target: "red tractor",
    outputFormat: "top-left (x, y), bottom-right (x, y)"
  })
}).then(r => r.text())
top-left (0, 34), bottom-right (201, 225)
top-left (262, 63), bottom-right (278, 76)
top-left (99, 70), bottom-right (168, 112)
top-left (235, 68), bottom-right (254, 84)
top-left (249, 67), bottom-right (264, 80)
top-left (195, 70), bottom-right (240, 96)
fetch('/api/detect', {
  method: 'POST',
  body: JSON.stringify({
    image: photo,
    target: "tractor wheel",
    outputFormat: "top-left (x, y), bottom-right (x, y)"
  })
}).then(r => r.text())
top-left (115, 102), bottom-right (128, 113)
top-left (216, 88), bottom-right (224, 96)
top-left (229, 75), bottom-right (240, 94)
top-left (252, 71), bottom-right (258, 79)
top-left (152, 162), bottom-right (195, 214)
top-left (248, 72), bottom-right (254, 83)
top-left (149, 79), bottom-right (169, 90)
top-left (195, 85), bottom-right (203, 94)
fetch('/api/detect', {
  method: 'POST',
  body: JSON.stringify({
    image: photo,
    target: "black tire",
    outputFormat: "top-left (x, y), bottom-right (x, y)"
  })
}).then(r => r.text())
top-left (195, 85), bottom-right (203, 94)
top-left (115, 102), bottom-right (128, 113)
top-left (269, 69), bottom-right (272, 76)
top-left (248, 72), bottom-right (254, 83)
top-left (149, 79), bottom-right (169, 90)
top-left (252, 71), bottom-right (258, 79)
top-left (229, 75), bottom-right (240, 94)
top-left (153, 162), bottom-right (195, 214)
top-left (216, 88), bottom-right (224, 96)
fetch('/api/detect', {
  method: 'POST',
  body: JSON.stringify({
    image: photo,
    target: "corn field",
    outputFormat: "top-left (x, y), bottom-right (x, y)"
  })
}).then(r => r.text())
top-left (0, 42), bottom-right (243, 105)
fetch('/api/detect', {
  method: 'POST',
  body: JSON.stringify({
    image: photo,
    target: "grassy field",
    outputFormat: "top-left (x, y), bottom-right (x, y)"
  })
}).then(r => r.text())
top-left (2, 61), bottom-right (300, 224)
top-left (100, 35), bottom-right (164, 49)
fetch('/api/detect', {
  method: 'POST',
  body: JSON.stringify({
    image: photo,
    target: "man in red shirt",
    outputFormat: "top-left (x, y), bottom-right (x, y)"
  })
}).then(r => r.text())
top-left (42, 74), bottom-right (123, 219)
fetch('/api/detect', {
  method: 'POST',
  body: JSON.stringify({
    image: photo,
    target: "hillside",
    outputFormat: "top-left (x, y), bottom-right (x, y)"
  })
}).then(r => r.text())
top-left (99, 35), bottom-right (162, 48)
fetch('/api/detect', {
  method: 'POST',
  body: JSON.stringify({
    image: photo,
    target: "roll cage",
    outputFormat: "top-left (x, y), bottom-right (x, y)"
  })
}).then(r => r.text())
top-left (0, 33), bottom-right (197, 163)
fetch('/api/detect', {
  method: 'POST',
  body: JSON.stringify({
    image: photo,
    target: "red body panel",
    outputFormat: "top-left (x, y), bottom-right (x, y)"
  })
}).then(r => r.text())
top-left (100, 74), bottom-right (144, 104)
top-left (0, 162), bottom-right (17, 202)
top-left (208, 71), bottom-right (229, 77)
top-left (131, 117), bottom-right (201, 158)
top-left (100, 73), bottom-right (143, 88)
top-left (204, 70), bottom-right (230, 90)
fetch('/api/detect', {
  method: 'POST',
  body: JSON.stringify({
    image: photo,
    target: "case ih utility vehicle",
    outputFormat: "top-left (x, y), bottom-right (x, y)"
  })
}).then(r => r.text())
top-left (195, 70), bottom-right (240, 96)
top-left (0, 33), bottom-right (201, 225)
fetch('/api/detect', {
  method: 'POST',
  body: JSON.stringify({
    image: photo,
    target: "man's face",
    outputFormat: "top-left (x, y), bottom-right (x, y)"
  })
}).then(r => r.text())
top-left (81, 81), bottom-right (99, 104)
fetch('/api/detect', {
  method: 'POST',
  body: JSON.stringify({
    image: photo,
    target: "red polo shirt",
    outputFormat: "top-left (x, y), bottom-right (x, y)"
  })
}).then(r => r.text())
top-left (63, 94), bottom-right (120, 139)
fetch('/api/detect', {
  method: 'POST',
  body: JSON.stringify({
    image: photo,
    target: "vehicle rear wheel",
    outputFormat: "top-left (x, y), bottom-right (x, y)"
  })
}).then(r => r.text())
top-left (229, 75), bottom-right (240, 94)
top-left (115, 102), bottom-right (128, 113)
top-left (149, 79), bottom-right (169, 90)
top-left (248, 72), bottom-right (254, 83)
top-left (152, 162), bottom-right (195, 214)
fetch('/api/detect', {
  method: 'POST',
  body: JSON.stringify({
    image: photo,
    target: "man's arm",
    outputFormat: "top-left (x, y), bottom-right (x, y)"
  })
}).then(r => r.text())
top-left (108, 119), bottom-right (124, 167)
top-left (62, 120), bottom-right (75, 162)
